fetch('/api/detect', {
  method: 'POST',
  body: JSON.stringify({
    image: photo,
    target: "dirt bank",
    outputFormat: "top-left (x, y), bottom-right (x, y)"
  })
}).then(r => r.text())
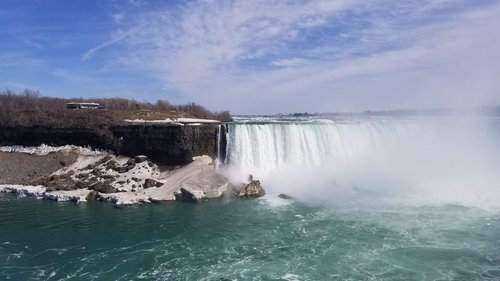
top-left (0, 151), bottom-right (79, 184)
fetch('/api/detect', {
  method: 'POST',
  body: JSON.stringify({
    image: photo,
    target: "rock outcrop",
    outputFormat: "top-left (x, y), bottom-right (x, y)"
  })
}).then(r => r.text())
top-left (144, 178), bottom-right (163, 188)
top-left (168, 155), bottom-right (229, 202)
top-left (0, 146), bottom-right (266, 207)
top-left (175, 187), bottom-right (205, 202)
top-left (278, 193), bottom-right (294, 200)
top-left (238, 180), bottom-right (266, 198)
top-left (113, 125), bottom-right (220, 165)
top-left (32, 153), bottom-right (160, 194)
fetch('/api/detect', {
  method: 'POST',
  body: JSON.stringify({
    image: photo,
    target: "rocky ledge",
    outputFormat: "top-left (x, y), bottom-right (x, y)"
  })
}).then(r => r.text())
top-left (0, 146), bottom-right (265, 207)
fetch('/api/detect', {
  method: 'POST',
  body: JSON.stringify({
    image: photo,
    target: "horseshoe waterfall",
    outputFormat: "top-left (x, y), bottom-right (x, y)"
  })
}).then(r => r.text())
top-left (222, 117), bottom-right (500, 208)
top-left (2, 116), bottom-right (500, 280)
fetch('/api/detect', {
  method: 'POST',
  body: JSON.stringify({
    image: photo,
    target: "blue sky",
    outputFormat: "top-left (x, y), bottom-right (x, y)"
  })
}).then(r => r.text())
top-left (1, 0), bottom-right (499, 114)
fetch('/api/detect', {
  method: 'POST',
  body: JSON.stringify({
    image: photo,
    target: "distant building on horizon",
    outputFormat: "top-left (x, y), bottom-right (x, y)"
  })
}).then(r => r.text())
top-left (66, 102), bottom-right (102, 109)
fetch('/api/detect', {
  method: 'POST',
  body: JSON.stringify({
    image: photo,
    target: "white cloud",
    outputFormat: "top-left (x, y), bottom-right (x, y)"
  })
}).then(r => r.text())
top-left (109, 0), bottom-right (500, 113)
top-left (81, 27), bottom-right (137, 62)
top-left (81, 40), bottom-right (115, 62)
top-left (272, 58), bottom-right (310, 67)
top-left (112, 13), bottom-right (125, 24)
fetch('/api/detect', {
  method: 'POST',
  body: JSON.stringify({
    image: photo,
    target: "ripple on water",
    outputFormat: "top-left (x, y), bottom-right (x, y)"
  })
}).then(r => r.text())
top-left (1, 194), bottom-right (500, 280)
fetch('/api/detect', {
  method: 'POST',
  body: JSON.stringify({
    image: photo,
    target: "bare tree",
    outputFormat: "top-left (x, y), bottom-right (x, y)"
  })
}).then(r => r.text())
top-left (0, 89), bottom-right (233, 128)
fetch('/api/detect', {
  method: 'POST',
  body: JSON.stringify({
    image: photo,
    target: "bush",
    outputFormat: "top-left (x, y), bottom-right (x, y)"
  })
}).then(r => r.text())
top-left (0, 89), bottom-right (233, 128)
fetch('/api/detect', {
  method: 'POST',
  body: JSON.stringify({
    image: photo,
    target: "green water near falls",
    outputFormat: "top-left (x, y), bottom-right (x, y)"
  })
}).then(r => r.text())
top-left (1, 194), bottom-right (499, 280)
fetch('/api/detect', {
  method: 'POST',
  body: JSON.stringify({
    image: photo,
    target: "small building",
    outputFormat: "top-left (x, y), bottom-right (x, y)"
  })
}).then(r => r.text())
top-left (66, 102), bottom-right (101, 109)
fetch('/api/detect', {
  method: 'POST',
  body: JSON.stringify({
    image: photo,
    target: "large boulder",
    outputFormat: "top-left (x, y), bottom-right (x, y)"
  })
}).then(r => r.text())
top-left (164, 155), bottom-right (230, 203)
top-left (106, 159), bottom-right (135, 173)
top-left (144, 178), bottom-right (163, 188)
top-left (174, 173), bottom-right (229, 202)
top-left (35, 173), bottom-right (79, 191)
top-left (85, 190), bottom-right (99, 201)
top-left (278, 193), bottom-right (294, 200)
top-left (238, 180), bottom-right (266, 198)
top-left (88, 181), bottom-right (116, 193)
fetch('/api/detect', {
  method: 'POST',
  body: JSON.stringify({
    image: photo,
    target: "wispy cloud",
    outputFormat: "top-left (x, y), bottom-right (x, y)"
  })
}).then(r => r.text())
top-left (112, 13), bottom-right (125, 24)
top-left (109, 0), bottom-right (500, 113)
top-left (81, 27), bottom-right (139, 62)
top-left (0, 52), bottom-right (44, 67)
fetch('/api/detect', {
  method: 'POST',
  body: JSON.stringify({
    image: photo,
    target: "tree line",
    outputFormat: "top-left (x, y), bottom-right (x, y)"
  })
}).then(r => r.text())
top-left (0, 89), bottom-right (232, 127)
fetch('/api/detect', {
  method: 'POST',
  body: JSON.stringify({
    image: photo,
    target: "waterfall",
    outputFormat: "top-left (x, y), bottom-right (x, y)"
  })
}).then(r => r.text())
top-left (225, 120), bottom-right (422, 174)
top-left (222, 117), bottom-right (500, 207)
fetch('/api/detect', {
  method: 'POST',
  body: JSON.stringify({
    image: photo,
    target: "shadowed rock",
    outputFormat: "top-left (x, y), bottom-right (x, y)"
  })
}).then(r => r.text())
top-left (144, 178), bottom-right (163, 188)
top-left (278, 193), bottom-right (294, 200)
top-left (88, 181), bottom-right (116, 193)
top-left (86, 190), bottom-right (99, 201)
top-left (175, 187), bottom-right (205, 202)
top-left (134, 155), bottom-right (148, 163)
top-left (238, 180), bottom-right (266, 198)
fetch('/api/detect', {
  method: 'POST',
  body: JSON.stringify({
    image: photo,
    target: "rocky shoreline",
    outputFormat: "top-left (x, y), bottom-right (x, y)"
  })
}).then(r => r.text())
top-left (0, 146), bottom-right (265, 207)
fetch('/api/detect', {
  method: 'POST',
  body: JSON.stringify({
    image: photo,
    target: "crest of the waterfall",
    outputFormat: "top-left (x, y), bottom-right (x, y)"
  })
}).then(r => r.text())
top-left (223, 117), bottom-right (500, 208)
top-left (225, 120), bottom-right (423, 176)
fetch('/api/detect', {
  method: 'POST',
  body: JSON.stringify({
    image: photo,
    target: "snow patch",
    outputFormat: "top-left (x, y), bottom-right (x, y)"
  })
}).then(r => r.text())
top-left (0, 144), bottom-right (109, 155)
top-left (124, 118), bottom-right (220, 124)
top-left (0, 185), bottom-right (90, 202)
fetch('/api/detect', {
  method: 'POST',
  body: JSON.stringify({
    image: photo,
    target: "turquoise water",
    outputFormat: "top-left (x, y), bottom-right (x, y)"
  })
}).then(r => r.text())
top-left (1, 193), bottom-right (499, 280)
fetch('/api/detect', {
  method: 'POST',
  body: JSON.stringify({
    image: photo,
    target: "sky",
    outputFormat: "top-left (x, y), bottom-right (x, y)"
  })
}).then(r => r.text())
top-left (1, 0), bottom-right (499, 114)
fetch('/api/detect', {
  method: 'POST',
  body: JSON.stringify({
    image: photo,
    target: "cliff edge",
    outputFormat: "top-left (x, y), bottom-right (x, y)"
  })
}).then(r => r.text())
top-left (0, 124), bottom-right (224, 166)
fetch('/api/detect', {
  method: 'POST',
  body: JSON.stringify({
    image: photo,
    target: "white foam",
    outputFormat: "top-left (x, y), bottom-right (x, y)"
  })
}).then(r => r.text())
top-left (281, 273), bottom-right (304, 281)
top-left (259, 195), bottom-right (293, 208)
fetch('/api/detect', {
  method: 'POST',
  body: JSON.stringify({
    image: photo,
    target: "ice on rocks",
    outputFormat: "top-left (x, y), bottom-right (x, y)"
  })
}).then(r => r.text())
top-left (0, 144), bottom-right (108, 156)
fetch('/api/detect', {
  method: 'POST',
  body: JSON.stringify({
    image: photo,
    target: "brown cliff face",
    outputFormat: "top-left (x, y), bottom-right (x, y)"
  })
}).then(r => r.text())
top-left (0, 124), bottom-right (224, 166)
top-left (0, 126), bottom-right (116, 150)
top-left (112, 124), bottom-right (220, 165)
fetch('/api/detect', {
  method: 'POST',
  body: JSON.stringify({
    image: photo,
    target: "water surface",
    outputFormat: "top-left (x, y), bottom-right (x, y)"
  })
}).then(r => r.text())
top-left (1, 194), bottom-right (499, 280)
